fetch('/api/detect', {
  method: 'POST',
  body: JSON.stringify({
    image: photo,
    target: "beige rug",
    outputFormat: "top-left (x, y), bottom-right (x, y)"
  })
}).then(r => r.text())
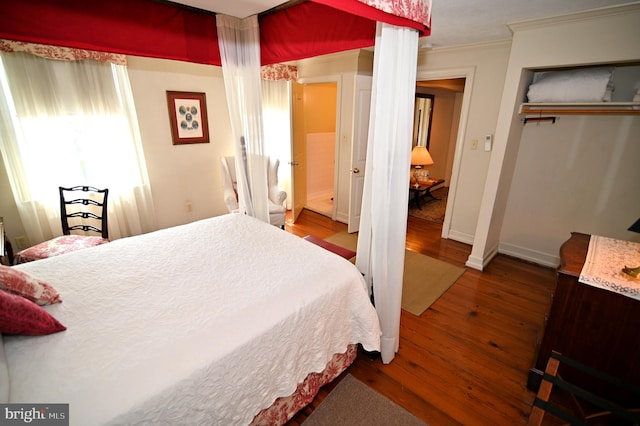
top-left (325, 232), bottom-right (465, 316)
top-left (303, 374), bottom-right (428, 425)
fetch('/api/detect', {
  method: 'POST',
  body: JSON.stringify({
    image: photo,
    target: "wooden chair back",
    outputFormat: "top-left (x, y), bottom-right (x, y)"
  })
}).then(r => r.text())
top-left (59, 186), bottom-right (109, 239)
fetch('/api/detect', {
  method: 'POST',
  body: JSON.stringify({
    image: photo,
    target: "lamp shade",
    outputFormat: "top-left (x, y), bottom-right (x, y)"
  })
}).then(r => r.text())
top-left (410, 146), bottom-right (434, 166)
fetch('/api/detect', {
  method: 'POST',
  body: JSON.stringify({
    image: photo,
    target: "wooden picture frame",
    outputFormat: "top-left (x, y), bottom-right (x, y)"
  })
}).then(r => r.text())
top-left (166, 91), bottom-right (210, 145)
top-left (413, 93), bottom-right (434, 150)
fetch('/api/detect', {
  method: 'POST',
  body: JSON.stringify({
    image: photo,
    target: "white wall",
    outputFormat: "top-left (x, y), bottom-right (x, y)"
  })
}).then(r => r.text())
top-left (416, 41), bottom-right (512, 244)
top-left (470, 3), bottom-right (640, 269)
top-left (500, 115), bottom-right (640, 266)
top-left (127, 57), bottom-right (233, 230)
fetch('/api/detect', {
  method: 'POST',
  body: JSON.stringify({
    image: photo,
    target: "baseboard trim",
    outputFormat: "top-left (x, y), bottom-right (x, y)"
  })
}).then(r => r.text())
top-left (465, 255), bottom-right (484, 271)
top-left (447, 229), bottom-right (474, 245)
top-left (465, 242), bottom-right (499, 271)
top-left (498, 242), bottom-right (559, 269)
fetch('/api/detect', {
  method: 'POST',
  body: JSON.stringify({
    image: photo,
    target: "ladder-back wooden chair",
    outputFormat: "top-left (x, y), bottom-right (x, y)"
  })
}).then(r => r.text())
top-left (15, 186), bottom-right (109, 263)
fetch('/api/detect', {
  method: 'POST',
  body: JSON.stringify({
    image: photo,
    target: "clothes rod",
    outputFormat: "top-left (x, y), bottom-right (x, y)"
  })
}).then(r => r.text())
top-left (523, 116), bottom-right (556, 124)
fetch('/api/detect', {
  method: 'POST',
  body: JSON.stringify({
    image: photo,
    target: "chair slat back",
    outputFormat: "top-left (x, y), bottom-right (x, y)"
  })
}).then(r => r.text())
top-left (59, 186), bottom-right (109, 239)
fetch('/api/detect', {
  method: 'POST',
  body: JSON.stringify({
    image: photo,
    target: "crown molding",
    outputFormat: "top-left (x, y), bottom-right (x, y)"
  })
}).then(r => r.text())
top-left (418, 39), bottom-right (511, 58)
top-left (508, 2), bottom-right (640, 34)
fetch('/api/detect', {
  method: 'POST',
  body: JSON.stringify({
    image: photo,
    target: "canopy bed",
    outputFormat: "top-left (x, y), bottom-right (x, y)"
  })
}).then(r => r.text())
top-left (1, 214), bottom-right (381, 425)
top-left (0, 1), bottom-right (432, 422)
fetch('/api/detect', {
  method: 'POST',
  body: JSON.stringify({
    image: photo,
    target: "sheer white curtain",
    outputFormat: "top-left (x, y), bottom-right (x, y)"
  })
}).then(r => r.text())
top-left (0, 51), bottom-right (156, 245)
top-left (217, 14), bottom-right (269, 224)
top-left (262, 79), bottom-right (292, 209)
top-left (356, 22), bottom-right (419, 364)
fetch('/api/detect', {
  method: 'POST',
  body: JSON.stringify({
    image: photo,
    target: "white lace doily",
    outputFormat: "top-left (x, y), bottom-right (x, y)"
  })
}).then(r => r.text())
top-left (579, 235), bottom-right (640, 300)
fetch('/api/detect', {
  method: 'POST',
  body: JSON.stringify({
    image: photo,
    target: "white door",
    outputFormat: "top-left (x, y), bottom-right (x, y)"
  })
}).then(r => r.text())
top-left (290, 81), bottom-right (306, 223)
top-left (347, 75), bottom-right (372, 233)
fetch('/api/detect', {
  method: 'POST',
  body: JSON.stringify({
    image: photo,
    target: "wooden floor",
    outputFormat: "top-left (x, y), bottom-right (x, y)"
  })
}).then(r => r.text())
top-left (284, 209), bottom-right (558, 426)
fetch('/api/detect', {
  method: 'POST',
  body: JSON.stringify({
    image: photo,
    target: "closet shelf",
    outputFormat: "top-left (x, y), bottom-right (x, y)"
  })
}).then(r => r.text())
top-left (520, 102), bottom-right (640, 115)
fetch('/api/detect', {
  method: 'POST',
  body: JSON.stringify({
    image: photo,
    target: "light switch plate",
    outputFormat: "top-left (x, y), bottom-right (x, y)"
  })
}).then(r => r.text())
top-left (484, 134), bottom-right (492, 151)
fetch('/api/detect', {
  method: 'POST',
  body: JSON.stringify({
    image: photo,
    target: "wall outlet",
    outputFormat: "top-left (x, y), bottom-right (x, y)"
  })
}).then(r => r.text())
top-left (471, 139), bottom-right (478, 150)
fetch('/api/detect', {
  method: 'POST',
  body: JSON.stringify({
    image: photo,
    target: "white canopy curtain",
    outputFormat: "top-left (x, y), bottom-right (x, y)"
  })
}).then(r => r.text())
top-left (261, 77), bottom-right (292, 210)
top-left (356, 22), bottom-right (419, 364)
top-left (0, 48), bottom-right (156, 246)
top-left (217, 14), bottom-right (270, 224)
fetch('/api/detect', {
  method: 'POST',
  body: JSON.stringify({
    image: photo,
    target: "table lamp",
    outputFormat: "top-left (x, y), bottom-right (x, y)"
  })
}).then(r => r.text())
top-left (410, 146), bottom-right (434, 188)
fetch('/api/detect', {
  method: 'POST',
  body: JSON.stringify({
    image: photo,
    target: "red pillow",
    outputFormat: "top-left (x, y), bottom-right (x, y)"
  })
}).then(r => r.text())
top-left (0, 265), bottom-right (61, 305)
top-left (0, 290), bottom-right (66, 335)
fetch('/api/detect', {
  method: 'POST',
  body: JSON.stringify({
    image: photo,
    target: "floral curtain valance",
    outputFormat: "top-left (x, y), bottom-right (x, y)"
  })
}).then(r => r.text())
top-left (0, 0), bottom-right (431, 68)
top-left (0, 39), bottom-right (127, 65)
top-left (358, 0), bottom-right (432, 27)
top-left (310, 0), bottom-right (431, 35)
top-left (261, 64), bottom-right (298, 81)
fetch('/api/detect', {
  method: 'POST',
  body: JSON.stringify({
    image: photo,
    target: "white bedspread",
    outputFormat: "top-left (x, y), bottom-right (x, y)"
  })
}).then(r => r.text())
top-left (4, 214), bottom-right (381, 425)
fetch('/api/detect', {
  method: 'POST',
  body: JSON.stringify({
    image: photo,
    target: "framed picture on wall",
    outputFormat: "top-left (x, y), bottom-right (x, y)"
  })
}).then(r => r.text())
top-left (166, 91), bottom-right (210, 145)
top-left (412, 93), bottom-right (434, 150)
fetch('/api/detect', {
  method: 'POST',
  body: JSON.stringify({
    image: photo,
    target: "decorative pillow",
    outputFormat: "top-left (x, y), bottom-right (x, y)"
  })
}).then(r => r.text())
top-left (0, 264), bottom-right (61, 305)
top-left (0, 290), bottom-right (66, 335)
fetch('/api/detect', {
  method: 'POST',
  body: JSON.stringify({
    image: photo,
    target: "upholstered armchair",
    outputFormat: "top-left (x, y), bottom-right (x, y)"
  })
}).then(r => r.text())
top-left (220, 156), bottom-right (287, 228)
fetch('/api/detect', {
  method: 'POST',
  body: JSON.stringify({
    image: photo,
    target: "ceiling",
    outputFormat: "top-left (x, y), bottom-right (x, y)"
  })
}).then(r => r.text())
top-left (169, 0), bottom-right (634, 49)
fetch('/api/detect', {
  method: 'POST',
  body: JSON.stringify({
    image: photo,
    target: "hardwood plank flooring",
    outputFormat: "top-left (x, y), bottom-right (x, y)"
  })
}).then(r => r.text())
top-left (284, 209), bottom-right (558, 425)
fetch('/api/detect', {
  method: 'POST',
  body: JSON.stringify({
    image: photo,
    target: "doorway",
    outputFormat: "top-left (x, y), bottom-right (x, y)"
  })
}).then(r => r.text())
top-left (409, 78), bottom-right (466, 227)
top-left (290, 74), bottom-right (469, 236)
top-left (294, 82), bottom-right (338, 218)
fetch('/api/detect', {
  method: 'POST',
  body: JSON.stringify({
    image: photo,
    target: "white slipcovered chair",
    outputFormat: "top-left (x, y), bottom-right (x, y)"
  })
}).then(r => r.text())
top-left (220, 156), bottom-right (287, 228)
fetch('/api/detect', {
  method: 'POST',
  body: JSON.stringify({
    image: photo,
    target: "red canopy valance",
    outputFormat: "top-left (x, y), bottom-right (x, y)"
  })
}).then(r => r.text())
top-left (0, 0), bottom-right (430, 66)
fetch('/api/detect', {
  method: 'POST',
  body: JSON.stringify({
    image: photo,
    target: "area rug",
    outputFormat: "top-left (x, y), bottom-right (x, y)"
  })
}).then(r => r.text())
top-left (408, 187), bottom-right (448, 223)
top-left (324, 232), bottom-right (465, 316)
top-left (303, 374), bottom-right (428, 426)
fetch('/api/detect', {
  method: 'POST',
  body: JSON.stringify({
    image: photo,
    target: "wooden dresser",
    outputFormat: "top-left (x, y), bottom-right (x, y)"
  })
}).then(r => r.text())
top-left (527, 232), bottom-right (640, 406)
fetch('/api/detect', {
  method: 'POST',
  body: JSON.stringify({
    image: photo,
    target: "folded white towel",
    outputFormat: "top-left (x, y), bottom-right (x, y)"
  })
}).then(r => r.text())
top-left (527, 67), bottom-right (614, 103)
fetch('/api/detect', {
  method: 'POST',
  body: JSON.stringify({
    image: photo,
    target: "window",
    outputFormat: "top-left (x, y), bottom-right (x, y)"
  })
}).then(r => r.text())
top-left (0, 51), bottom-right (155, 242)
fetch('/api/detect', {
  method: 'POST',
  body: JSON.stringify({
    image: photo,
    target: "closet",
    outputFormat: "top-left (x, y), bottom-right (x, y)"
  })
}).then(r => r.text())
top-left (520, 63), bottom-right (640, 116)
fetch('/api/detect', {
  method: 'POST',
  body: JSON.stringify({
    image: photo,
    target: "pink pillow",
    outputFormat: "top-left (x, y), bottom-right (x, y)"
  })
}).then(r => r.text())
top-left (0, 265), bottom-right (61, 305)
top-left (0, 290), bottom-right (66, 335)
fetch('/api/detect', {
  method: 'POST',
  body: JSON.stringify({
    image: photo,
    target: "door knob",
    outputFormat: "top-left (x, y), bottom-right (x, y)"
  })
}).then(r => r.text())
top-left (289, 161), bottom-right (299, 166)
top-left (351, 167), bottom-right (360, 174)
